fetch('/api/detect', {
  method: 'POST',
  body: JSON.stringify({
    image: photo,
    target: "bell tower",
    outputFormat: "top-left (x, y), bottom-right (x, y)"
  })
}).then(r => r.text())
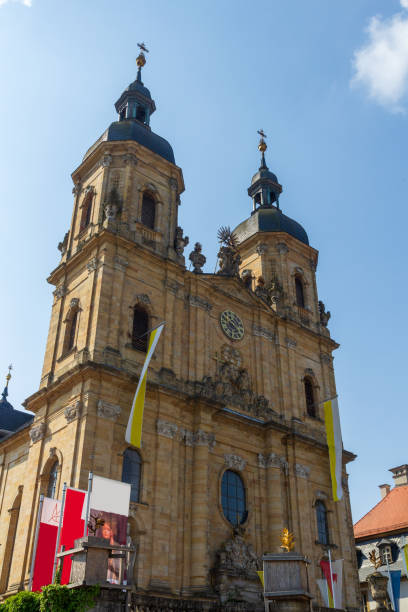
top-left (41, 50), bottom-right (186, 387)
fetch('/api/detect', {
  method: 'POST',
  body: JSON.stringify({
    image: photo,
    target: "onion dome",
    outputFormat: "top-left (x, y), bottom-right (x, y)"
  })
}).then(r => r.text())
top-left (233, 131), bottom-right (309, 246)
top-left (83, 46), bottom-right (175, 165)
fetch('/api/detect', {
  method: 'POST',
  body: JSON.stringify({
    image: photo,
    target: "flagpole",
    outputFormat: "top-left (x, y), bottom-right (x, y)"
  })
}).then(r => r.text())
top-left (83, 472), bottom-right (93, 537)
top-left (386, 556), bottom-right (396, 611)
top-left (328, 547), bottom-right (336, 609)
top-left (52, 482), bottom-right (67, 583)
top-left (28, 494), bottom-right (44, 591)
top-left (133, 321), bottom-right (166, 341)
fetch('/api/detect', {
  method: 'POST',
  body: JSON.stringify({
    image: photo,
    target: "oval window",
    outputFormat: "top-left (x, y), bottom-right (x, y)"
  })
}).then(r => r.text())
top-left (221, 470), bottom-right (247, 525)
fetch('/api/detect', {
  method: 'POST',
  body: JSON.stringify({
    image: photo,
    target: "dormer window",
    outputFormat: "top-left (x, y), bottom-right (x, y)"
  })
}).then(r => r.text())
top-left (378, 541), bottom-right (393, 565)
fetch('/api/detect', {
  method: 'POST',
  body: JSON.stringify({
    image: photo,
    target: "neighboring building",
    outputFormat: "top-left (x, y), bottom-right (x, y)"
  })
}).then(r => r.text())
top-left (354, 465), bottom-right (408, 611)
top-left (0, 53), bottom-right (361, 611)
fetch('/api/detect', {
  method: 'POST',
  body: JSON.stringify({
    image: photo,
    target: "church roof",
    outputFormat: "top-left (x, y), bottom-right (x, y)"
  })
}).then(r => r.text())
top-left (233, 206), bottom-right (309, 246)
top-left (0, 384), bottom-right (33, 436)
top-left (354, 485), bottom-right (408, 539)
top-left (105, 121), bottom-right (175, 164)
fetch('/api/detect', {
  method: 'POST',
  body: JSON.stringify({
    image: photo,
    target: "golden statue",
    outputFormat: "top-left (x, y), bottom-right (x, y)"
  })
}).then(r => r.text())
top-left (368, 549), bottom-right (382, 570)
top-left (280, 528), bottom-right (295, 552)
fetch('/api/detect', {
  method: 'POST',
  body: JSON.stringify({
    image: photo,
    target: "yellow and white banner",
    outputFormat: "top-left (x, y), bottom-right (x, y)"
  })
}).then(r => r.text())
top-left (402, 544), bottom-right (408, 577)
top-left (257, 571), bottom-right (264, 588)
top-left (125, 323), bottom-right (165, 448)
top-left (323, 397), bottom-right (343, 502)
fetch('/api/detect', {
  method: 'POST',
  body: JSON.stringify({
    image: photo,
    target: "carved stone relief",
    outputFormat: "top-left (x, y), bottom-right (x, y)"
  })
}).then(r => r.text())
top-left (64, 401), bottom-right (82, 423)
top-left (187, 294), bottom-right (212, 311)
top-left (86, 257), bottom-right (100, 274)
top-left (100, 153), bottom-right (113, 167)
top-left (114, 256), bottom-right (128, 272)
top-left (286, 337), bottom-right (297, 349)
top-left (224, 454), bottom-right (246, 471)
top-left (295, 463), bottom-right (310, 479)
top-left (97, 400), bottom-right (121, 421)
top-left (252, 325), bottom-right (274, 342)
top-left (30, 422), bottom-right (46, 443)
top-left (53, 284), bottom-right (66, 299)
top-left (122, 153), bottom-right (137, 166)
top-left (156, 419), bottom-right (216, 449)
top-left (256, 243), bottom-right (268, 256)
top-left (276, 242), bottom-right (288, 255)
top-left (258, 453), bottom-right (288, 472)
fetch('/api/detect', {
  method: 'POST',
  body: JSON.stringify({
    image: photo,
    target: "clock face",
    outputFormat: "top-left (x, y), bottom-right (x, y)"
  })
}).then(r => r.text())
top-left (220, 310), bottom-right (245, 341)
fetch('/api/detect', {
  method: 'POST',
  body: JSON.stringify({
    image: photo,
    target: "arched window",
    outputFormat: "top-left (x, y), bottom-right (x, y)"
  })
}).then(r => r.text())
top-left (67, 310), bottom-right (78, 352)
top-left (221, 470), bottom-right (247, 526)
top-left (80, 191), bottom-right (93, 230)
top-left (254, 193), bottom-right (261, 206)
top-left (304, 378), bottom-right (316, 418)
top-left (122, 449), bottom-right (142, 503)
top-left (295, 276), bottom-right (305, 308)
top-left (47, 461), bottom-right (59, 498)
top-left (316, 500), bottom-right (329, 545)
top-left (141, 193), bottom-right (156, 229)
top-left (132, 306), bottom-right (149, 352)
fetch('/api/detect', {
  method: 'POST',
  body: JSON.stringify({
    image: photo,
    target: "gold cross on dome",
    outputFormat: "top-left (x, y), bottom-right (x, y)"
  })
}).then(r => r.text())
top-left (257, 129), bottom-right (267, 140)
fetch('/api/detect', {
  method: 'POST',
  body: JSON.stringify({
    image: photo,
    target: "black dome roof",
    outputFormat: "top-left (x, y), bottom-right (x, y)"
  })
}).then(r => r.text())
top-left (0, 387), bottom-right (33, 435)
top-left (84, 120), bottom-right (175, 165)
top-left (233, 206), bottom-right (309, 246)
top-left (251, 167), bottom-right (278, 185)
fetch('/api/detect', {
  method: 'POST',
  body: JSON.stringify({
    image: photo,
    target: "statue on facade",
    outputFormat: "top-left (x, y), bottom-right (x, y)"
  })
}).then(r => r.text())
top-left (241, 269), bottom-right (253, 289)
top-left (319, 301), bottom-right (331, 327)
top-left (174, 226), bottom-right (189, 256)
top-left (189, 242), bottom-right (206, 273)
top-left (217, 226), bottom-right (241, 277)
top-left (58, 231), bottom-right (69, 255)
top-left (103, 187), bottom-right (121, 222)
top-left (268, 273), bottom-right (284, 306)
top-left (254, 276), bottom-right (269, 303)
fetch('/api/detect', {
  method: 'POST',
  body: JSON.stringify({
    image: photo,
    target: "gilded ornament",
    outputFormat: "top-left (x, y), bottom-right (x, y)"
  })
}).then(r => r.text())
top-left (280, 528), bottom-right (295, 552)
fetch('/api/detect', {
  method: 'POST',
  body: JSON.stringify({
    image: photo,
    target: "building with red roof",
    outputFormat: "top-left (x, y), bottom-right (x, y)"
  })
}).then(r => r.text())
top-left (354, 465), bottom-right (408, 611)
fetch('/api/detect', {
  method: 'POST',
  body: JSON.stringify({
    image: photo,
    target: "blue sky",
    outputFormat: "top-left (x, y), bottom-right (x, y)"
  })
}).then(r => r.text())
top-left (1, 0), bottom-right (407, 524)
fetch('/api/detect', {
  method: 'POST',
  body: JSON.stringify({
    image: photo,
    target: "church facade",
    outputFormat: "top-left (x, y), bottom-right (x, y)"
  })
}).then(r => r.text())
top-left (0, 53), bottom-right (361, 611)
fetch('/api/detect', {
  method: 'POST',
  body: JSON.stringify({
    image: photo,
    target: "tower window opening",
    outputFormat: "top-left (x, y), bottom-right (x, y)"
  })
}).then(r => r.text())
top-left (254, 193), bottom-right (261, 207)
top-left (119, 107), bottom-right (126, 121)
top-left (304, 377), bottom-right (316, 417)
top-left (136, 105), bottom-right (146, 123)
top-left (132, 306), bottom-right (149, 352)
top-left (221, 470), bottom-right (247, 526)
top-left (295, 276), bottom-right (305, 308)
top-left (141, 193), bottom-right (156, 230)
top-left (316, 500), bottom-right (329, 545)
top-left (122, 448), bottom-right (142, 503)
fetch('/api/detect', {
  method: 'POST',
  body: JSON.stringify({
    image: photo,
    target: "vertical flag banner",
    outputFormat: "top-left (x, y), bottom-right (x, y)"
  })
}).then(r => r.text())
top-left (31, 497), bottom-right (61, 591)
top-left (323, 397), bottom-right (343, 501)
top-left (59, 488), bottom-right (87, 585)
top-left (317, 578), bottom-right (330, 608)
top-left (257, 571), bottom-right (264, 587)
top-left (125, 322), bottom-right (165, 447)
top-left (402, 545), bottom-right (408, 578)
top-left (332, 559), bottom-right (343, 610)
top-left (384, 569), bottom-right (401, 612)
top-left (320, 559), bottom-right (340, 608)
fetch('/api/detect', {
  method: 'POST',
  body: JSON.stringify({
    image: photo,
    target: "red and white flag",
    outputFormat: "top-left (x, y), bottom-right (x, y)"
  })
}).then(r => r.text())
top-left (59, 488), bottom-right (87, 585)
top-left (31, 497), bottom-right (61, 591)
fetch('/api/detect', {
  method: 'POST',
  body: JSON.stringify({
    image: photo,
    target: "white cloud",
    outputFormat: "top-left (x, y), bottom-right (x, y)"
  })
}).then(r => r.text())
top-left (351, 1), bottom-right (408, 111)
top-left (0, 0), bottom-right (32, 6)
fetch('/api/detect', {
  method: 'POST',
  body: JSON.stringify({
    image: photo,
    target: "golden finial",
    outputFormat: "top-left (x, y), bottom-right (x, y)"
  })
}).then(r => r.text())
top-left (6, 364), bottom-right (12, 387)
top-left (136, 42), bottom-right (149, 68)
top-left (257, 129), bottom-right (267, 153)
top-left (368, 549), bottom-right (382, 570)
top-left (280, 528), bottom-right (295, 552)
